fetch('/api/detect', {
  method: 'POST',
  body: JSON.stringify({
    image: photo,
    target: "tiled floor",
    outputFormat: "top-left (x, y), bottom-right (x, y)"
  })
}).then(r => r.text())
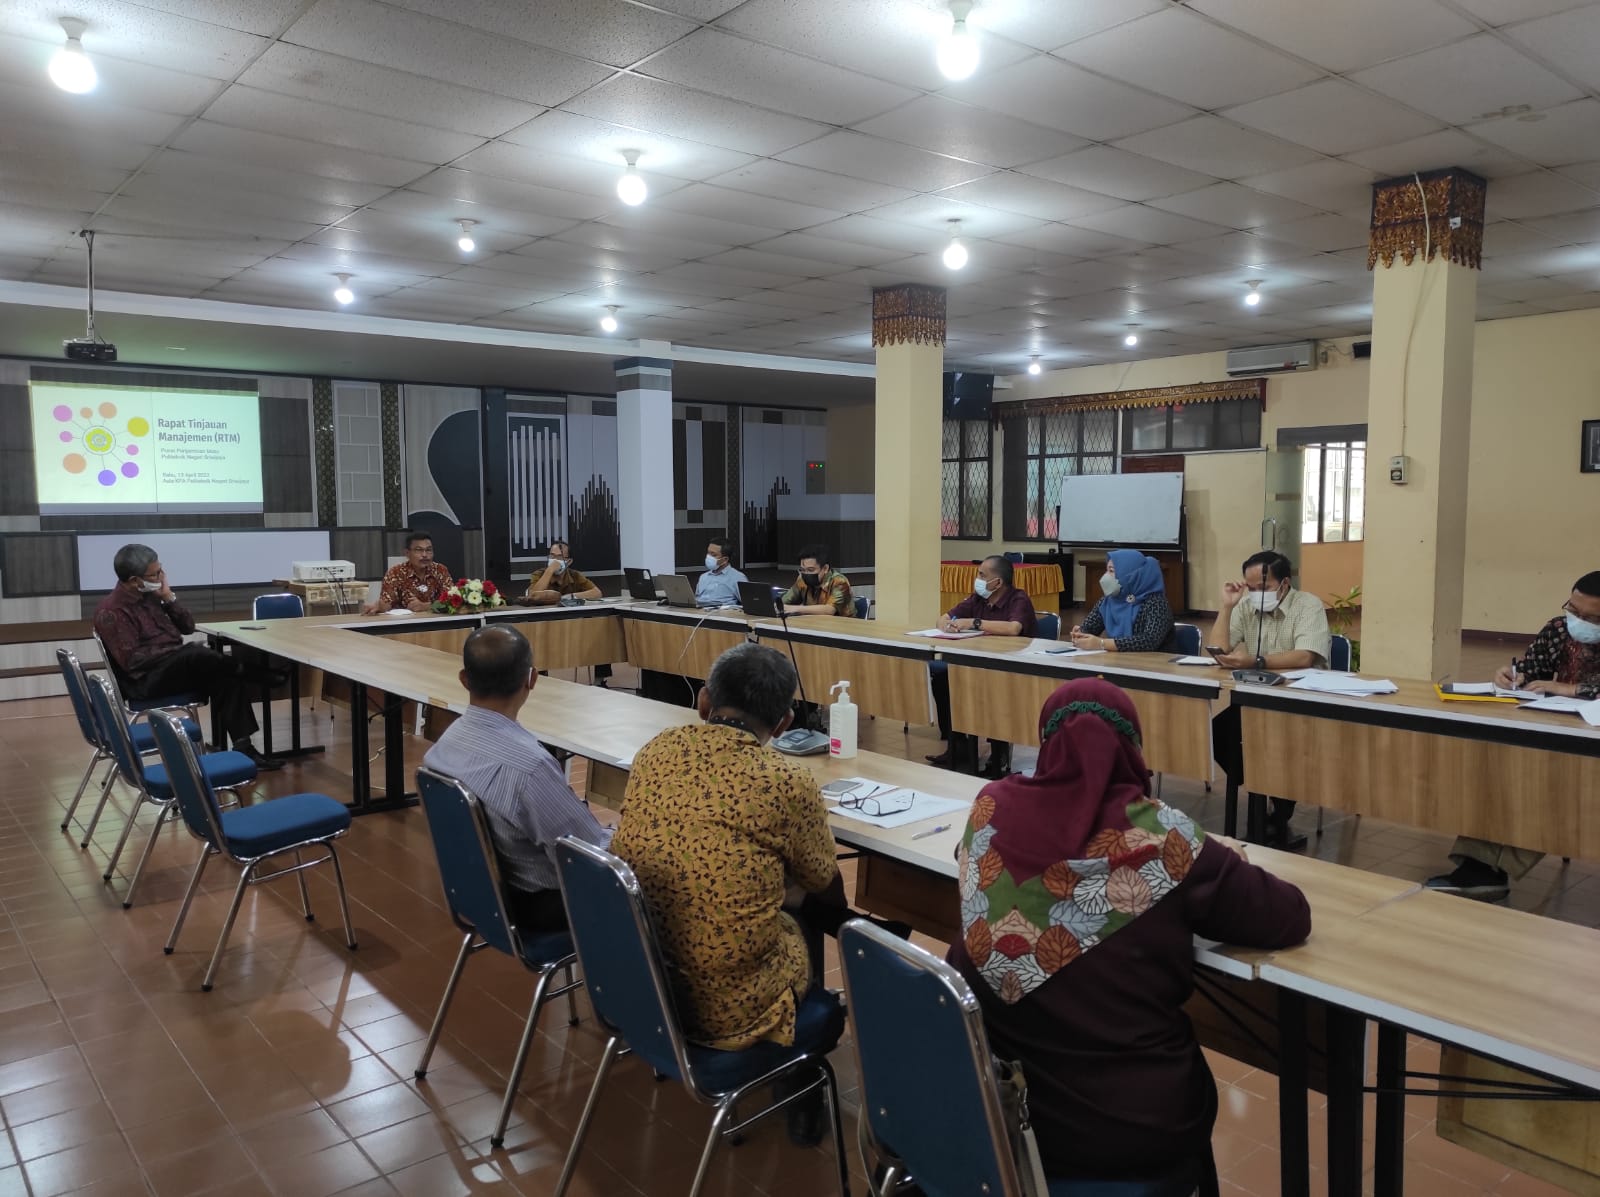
top-left (0, 644), bottom-right (1585, 1197)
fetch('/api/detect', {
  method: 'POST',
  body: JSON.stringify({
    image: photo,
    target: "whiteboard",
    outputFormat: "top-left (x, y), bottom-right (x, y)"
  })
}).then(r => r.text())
top-left (77, 530), bottom-right (329, 590)
top-left (1057, 472), bottom-right (1184, 546)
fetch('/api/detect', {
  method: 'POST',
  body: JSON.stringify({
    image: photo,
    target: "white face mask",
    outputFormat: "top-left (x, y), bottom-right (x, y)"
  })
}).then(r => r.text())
top-left (1099, 572), bottom-right (1120, 597)
top-left (1250, 588), bottom-right (1282, 613)
top-left (138, 579), bottom-right (163, 594)
top-left (550, 557), bottom-right (568, 573)
top-left (1567, 612), bottom-right (1600, 645)
top-left (705, 554), bottom-right (720, 571)
top-left (974, 577), bottom-right (992, 599)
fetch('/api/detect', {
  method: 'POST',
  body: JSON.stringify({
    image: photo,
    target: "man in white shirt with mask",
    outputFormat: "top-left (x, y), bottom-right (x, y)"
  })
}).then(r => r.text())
top-left (1209, 550), bottom-right (1331, 850)
top-left (694, 536), bottom-right (746, 608)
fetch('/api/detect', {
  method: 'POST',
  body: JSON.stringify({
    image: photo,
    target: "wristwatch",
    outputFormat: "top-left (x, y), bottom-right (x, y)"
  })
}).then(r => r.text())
top-left (1255, 655), bottom-right (1266, 670)
top-left (972, 618), bottom-right (982, 632)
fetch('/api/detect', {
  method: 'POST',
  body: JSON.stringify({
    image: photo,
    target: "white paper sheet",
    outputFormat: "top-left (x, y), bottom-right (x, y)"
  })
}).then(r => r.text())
top-left (1517, 694), bottom-right (1590, 713)
top-left (906, 628), bottom-right (984, 639)
top-left (1581, 700), bottom-right (1600, 728)
top-left (1287, 671), bottom-right (1398, 696)
top-left (1172, 656), bottom-right (1220, 667)
top-left (826, 785), bottom-right (971, 830)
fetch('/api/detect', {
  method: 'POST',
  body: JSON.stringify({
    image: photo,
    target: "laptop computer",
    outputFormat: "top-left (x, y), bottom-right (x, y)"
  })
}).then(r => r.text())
top-left (656, 573), bottom-right (702, 609)
top-left (623, 567), bottom-right (658, 602)
top-left (738, 580), bottom-right (784, 618)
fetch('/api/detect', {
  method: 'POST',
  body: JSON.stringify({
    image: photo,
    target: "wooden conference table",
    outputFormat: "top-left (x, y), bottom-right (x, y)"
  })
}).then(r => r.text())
top-left (197, 612), bottom-right (1600, 1197)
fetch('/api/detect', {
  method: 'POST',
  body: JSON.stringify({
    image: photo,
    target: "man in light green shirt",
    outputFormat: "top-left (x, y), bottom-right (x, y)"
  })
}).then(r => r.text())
top-left (1210, 551), bottom-right (1331, 849)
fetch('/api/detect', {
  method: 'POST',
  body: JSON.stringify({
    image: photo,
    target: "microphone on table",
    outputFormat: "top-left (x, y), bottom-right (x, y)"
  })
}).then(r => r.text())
top-left (1232, 566), bottom-right (1285, 687)
top-left (771, 590), bottom-right (830, 756)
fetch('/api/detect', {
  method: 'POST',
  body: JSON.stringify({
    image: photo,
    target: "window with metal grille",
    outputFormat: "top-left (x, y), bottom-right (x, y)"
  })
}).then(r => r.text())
top-left (941, 418), bottom-right (992, 539)
top-left (1001, 410), bottom-right (1116, 541)
top-left (1120, 397), bottom-right (1261, 456)
top-left (1301, 442), bottom-right (1366, 543)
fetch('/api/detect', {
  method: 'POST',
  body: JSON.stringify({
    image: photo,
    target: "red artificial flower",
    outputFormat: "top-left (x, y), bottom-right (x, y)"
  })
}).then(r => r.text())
top-left (482, 581), bottom-right (497, 596)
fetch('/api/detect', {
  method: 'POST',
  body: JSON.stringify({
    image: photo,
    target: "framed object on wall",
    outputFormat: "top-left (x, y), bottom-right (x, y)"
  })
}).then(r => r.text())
top-left (1584, 419), bottom-right (1600, 474)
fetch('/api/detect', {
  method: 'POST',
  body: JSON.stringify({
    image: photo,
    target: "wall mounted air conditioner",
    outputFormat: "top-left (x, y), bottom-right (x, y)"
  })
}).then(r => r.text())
top-left (1225, 341), bottom-right (1316, 376)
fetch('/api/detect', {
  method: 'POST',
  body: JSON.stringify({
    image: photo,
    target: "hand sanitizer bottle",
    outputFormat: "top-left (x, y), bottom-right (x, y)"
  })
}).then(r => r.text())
top-left (828, 680), bottom-right (857, 759)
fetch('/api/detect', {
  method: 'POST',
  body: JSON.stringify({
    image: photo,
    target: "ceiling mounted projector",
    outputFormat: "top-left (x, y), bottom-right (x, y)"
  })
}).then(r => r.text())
top-left (63, 229), bottom-right (116, 362)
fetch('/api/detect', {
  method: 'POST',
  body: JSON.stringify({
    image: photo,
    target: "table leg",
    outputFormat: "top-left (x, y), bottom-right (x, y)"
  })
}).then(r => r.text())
top-left (1246, 791), bottom-right (1268, 844)
top-left (261, 679), bottom-right (274, 757)
top-left (348, 681), bottom-right (372, 811)
top-left (262, 657), bottom-right (324, 761)
top-left (1325, 1006), bottom-right (1367, 1197)
top-left (1224, 780), bottom-right (1239, 838)
top-left (1277, 989), bottom-right (1310, 1197)
top-left (1373, 1023), bottom-right (1406, 1197)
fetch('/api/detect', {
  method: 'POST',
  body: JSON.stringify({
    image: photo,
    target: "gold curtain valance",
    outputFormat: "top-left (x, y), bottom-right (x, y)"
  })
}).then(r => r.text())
top-left (994, 377), bottom-right (1265, 421)
top-left (1368, 167), bottom-right (1487, 271)
top-left (871, 283), bottom-right (947, 348)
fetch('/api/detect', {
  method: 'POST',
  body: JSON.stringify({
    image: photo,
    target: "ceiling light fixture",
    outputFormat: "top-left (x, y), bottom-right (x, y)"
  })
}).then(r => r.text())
top-left (1027, 355), bottom-right (1042, 376)
top-left (942, 219), bottom-right (968, 270)
top-left (1244, 279), bottom-right (1263, 307)
top-left (600, 305), bottom-right (620, 334)
top-left (456, 219), bottom-right (477, 253)
top-left (1123, 329), bottom-right (1139, 348)
top-left (937, 1), bottom-right (980, 81)
top-left (49, 18), bottom-right (97, 94)
top-left (616, 150), bottom-right (648, 206)
top-left (332, 273), bottom-right (355, 305)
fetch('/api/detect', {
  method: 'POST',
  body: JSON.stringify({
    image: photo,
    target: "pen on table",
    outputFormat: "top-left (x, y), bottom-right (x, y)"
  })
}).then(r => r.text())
top-left (911, 824), bottom-right (951, 840)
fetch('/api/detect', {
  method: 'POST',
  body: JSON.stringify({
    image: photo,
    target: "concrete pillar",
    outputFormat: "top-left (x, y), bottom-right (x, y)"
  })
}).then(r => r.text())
top-left (1361, 169), bottom-right (1486, 680)
top-left (872, 285), bottom-right (945, 628)
top-left (614, 352), bottom-right (675, 575)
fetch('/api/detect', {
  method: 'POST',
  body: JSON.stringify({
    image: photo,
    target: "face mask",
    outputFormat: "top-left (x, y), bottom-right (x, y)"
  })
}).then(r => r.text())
top-left (1250, 588), bottom-right (1282, 614)
top-left (550, 558), bottom-right (567, 573)
top-left (974, 578), bottom-right (992, 599)
top-left (138, 580), bottom-right (163, 594)
top-left (1099, 572), bottom-right (1120, 598)
top-left (1567, 612), bottom-right (1600, 644)
top-left (705, 555), bottom-right (720, 571)
top-left (802, 571), bottom-right (820, 583)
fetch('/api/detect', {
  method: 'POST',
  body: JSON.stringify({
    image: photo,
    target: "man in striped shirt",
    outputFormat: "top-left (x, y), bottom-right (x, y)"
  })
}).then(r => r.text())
top-left (422, 625), bottom-right (612, 932)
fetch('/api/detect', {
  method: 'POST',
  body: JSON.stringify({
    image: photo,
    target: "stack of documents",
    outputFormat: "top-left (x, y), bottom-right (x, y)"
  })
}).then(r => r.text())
top-left (1441, 682), bottom-right (1527, 699)
top-left (1285, 671), bottom-right (1398, 697)
top-left (1172, 655), bottom-right (1220, 667)
top-left (1022, 639), bottom-right (1103, 658)
top-left (1517, 694), bottom-right (1591, 714)
top-left (906, 628), bottom-right (983, 640)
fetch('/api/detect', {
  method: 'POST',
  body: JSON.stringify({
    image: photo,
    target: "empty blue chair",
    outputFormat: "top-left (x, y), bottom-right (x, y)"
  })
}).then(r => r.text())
top-left (412, 768), bottom-right (581, 1149)
top-left (551, 837), bottom-right (849, 1197)
top-left (1170, 623), bottom-right (1202, 656)
top-left (252, 593), bottom-right (304, 620)
top-left (86, 675), bottom-right (256, 907)
top-left (854, 595), bottom-right (869, 620)
top-left (91, 630), bottom-right (206, 716)
top-left (1003, 551), bottom-right (1024, 565)
top-left (1329, 633), bottom-right (1352, 673)
top-left (148, 709), bottom-right (355, 991)
top-left (1036, 612), bottom-right (1060, 641)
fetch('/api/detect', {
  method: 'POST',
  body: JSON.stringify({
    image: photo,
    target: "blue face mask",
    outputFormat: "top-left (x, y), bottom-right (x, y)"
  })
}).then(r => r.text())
top-left (705, 555), bottom-right (719, 571)
top-left (974, 577), bottom-right (991, 599)
top-left (1567, 612), bottom-right (1600, 645)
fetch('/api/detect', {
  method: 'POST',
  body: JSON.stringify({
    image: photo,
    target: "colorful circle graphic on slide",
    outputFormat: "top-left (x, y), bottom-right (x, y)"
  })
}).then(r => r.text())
top-left (54, 400), bottom-right (147, 486)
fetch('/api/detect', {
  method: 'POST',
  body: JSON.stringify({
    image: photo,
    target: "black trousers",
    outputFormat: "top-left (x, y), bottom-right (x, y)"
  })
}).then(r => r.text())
top-left (1211, 705), bottom-right (1295, 824)
top-left (505, 885), bottom-right (569, 933)
top-left (929, 663), bottom-right (1008, 765)
top-left (132, 644), bottom-right (259, 748)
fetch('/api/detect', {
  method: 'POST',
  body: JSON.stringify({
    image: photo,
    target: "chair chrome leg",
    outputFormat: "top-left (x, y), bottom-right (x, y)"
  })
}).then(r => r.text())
top-left (63, 750), bottom-right (107, 830)
top-left (103, 793), bottom-right (147, 881)
top-left (563, 961), bottom-right (579, 1026)
top-left (819, 1062), bottom-right (849, 1197)
top-left (81, 768), bottom-right (119, 848)
top-left (165, 846), bottom-right (211, 954)
top-left (415, 932), bottom-right (474, 1080)
top-left (554, 1036), bottom-right (621, 1197)
top-left (202, 862), bottom-right (255, 991)
top-left (689, 1095), bottom-right (735, 1197)
top-left (492, 965), bottom-right (558, 1148)
top-left (294, 850), bottom-right (313, 921)
top-left (326, 844), bottom-right (356, 950)
top-left (122, 802), bottom-right (172, 908)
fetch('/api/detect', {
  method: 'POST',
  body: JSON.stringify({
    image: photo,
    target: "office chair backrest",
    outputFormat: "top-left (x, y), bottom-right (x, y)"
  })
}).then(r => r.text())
top-left (1003, 551), bottom-right (1023, 564)
top-left (86, 673), bottom-right (147, 792)
top-left (1329, 633), bottom-right (1352, 673)
top-left (147, 709), bottom-right (228, 850)
top-left (416, 768), bottom-right (521, 958)
top-left (1171, 623), bottom-right (1202, 656)
top-left (57, 649), bottom-right (103, 751)
top-left (253, 593), bottom-right (305, 621)
top-left (839, 919), bottom-right (1023, 1197)
top-left (554, 837), bottom-right (689, 1083)
top-left (1036, 612), bottom-right (1060, 641)
top-left (90, 630), bottom-right (135, 708)
top-left (854, 596), bottom-right (869, 620)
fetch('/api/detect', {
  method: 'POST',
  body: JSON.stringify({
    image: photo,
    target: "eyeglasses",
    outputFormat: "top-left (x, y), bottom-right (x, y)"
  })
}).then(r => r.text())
top-left (824, 780), bottom-right (914, 818)
top-left (1563, 601), bottom-right (1600, 627)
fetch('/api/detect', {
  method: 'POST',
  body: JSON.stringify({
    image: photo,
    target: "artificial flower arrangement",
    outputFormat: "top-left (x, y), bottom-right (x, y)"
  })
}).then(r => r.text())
top-left (432, 578), bottom-right (505, 613)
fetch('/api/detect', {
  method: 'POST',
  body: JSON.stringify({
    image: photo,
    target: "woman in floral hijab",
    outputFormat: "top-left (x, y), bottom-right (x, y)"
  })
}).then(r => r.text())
top-left (949, 678), bottom-right (1310, 1191)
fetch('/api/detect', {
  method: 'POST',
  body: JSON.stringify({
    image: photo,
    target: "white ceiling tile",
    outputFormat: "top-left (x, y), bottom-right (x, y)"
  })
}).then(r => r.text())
top-left (1250, 213), bottom-right (1371, 253)
top-left (99, 196), bottom-right (325, 243)
top-left (1558, 160), bottom-right (1600, 191)
top-left (1221, 80), bottom-right (1442, 157)
top-left (597, 204), bottom-right (790, 247)
top-left (1523, 209), bottom-right (1600, 245)
top-left (993, 223), bottom-right (1147, 259)
top-left (0, 78), bottom-right (185, 149)
top-left (855, 95), bottom-right (1087, 169)
top-left (499, 111), bottom-right (754, 182)
top-left (553, 222), bottom-right (723, 260)
top-left (0, 0), bottom-right (269, 78)
top-left (282, 0), bottom-right (612, 107)
top-left (704, 160), bottom-right (914, 213)
top-left (373, 190), bottom-right (580, 239)
top-left (1114, 116), bottom-right (1321, 179)
top-left (796, 217), bottom-right (950, 255)
top-left (1482, 242), bottom-right (1600, 276)
top-left (642, 28), bottom-right (915, 125)
top-left (0, 123), bottom-right (155, 174)
top-left (170, 119), bottom-right (435, 188)
top-left (1460, 101), bottom-right (1600, 168)
top-left (1056, 9), bottom-right (1321, 110)
top-left (1151, 183), bottom-right (1324, 230)
top-left (1070, 205), bottom-right (1232, 245)
top-left (1241, 160), bottom-right (1379, 215)
top-left (1504, 4), bottom-right (1600, 91)
top-left (237, 44), bottom-right (544, 139)
top-left (1174, 230), bottom-right (1309, 266)
top-left (386, 0), bottom-right (695, 68)
top-left (700, 248), bottom-right (854, 278)
top-left (141, 148), bottom-right (391, 208)
top-left (448, 142), bottom-right (692, 202)
top-left (651, 183), bottom-right (847, 230)
top-left (1187, 0), bottom-right (1478, 73)
top-left (565, 74), bottom-right (830, 157)
top-left (204, 85), bottom-right (484, 163)
top-left (1484, 171), bottom-right (1600, 220)
top-left (777, 131), bottom-right (993, 192)
top-left (119, 176), bottom-right (355, 229)
top-left (942, 54), bottom-right (1196, 142)
top-left (738, 288), bottom-right (853, 313)
top-left (1351, 34), bottom-right (1581, 127)
top-left (859, 193), bottom-right (1049, 240)
top-left (507, 239), bottom-right (684, 275)
top-left (972, 0), bottom-right (1168, 52)
top-left (408, 168), bottom-right (614, 222)
top-left (0, 32), bottom-right (220, 115)
top-left (0, 154), bottom-right (125, 197)
top-left (1017, 146), bottom-right (1218, 202)
top-left (1342, 128), bottom-right (1534, 179)
top-left (939, 173), bottom-right (1125, 222)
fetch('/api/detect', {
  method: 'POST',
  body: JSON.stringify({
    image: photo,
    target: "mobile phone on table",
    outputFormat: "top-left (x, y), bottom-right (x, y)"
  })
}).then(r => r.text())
top-left (1205, 645), bottom-right (1230, 662)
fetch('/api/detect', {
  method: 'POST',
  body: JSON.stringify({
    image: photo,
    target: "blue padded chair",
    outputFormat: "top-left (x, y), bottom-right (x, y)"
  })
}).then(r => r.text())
top-left (841, 920), bottom-right (1207, 1197)
top-left (91, 630), bottom-right (206, 717)
top-left (1004, 551), bottom-right (1024, 565)
top-left (55, 648), bottom-right (201, 840)
top-left (86, 674), bottom-right (256, 907)
top-left (252, 593), bottom-right (304, 621)
top-left (1329, 633), bottom-right (1352, 673)
top-left (412, 768), bottom-right (582, 1149)
top-left (854, 596), bottom-right (870, 620)
top-left (1170, 623), bottom-right (1202, 657)
top-left (551, 837), bottom-right (849, 1197)
top-left (1036, 612), bottom-right (1060, 641)
top-left (148, 709), bottom-right (355, 991)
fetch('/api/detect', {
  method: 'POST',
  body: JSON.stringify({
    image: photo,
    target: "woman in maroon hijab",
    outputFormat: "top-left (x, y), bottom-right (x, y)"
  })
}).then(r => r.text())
top-left (949, 679), bottom-right (1310, 1192)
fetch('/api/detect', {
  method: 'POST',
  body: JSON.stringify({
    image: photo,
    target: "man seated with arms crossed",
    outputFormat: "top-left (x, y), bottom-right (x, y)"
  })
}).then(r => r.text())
top-left (361, 531), bottom-right (453, 614)
top-left (94, 544), bottom-right (281, 770)
top-left (423, 625), bottom-right (612, 931)
top-left (1210, 550), bottom-right (1331, 850)
top-left (927, 554), bottom-right (1038, 778)
top-left (694, 536), bottom-right (746, 607)
top-left (522, 539), bottom-right (601, 606)
top-left (779, 544), bottom-right (856, 617)
top-left (1427, 570), bottom-right (1600, 901)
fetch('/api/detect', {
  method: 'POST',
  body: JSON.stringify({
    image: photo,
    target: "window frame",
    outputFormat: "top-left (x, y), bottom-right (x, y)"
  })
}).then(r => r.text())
top-left (1302, 440), bottom-right (1366, 544)
top-left (1119, 397), bottom-right (1262, 457)
top-left (941, 416), bottom-right (992, 541)
top-left (1002, 409), bottom-right (1118, 542)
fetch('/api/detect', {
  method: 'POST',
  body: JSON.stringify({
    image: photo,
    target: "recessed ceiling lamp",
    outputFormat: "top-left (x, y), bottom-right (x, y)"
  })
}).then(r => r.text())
top-left (456, 219), bottom-right (477, 253)
top-left (937, 1), bottom-right (980, 81)
top-left (1027, 355), bottom-right (1042, 376)
top-left (1123, 329), bottom-right (1139, 348)
top-left (1244, 279), bottom-right (1263, 307)
top-left (600, 305), bottom-right (620, 334)
top-left (942, 219), bottom-right (968, 270)
top-left (616, 150), bottom-right (648, 206)
top-left (332, 273), bottom-right (355, 305)
top-left (49, 18), bottom-right (97, 94)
